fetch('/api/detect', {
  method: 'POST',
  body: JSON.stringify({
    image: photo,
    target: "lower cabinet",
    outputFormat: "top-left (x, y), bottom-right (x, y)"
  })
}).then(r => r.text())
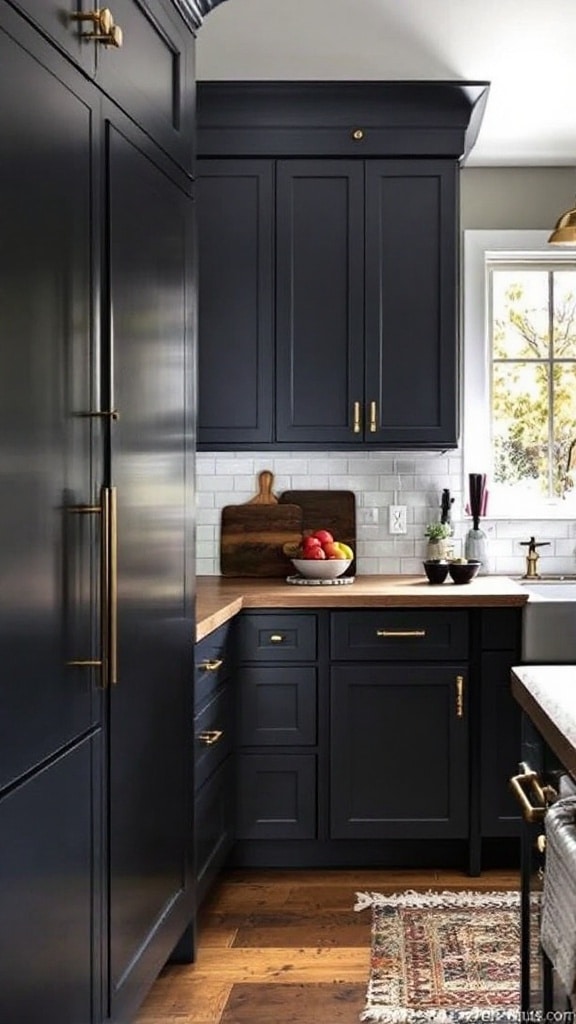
top-left (194, 624), bottom-right (235, 909)
top-left (230, 606), bottom-right (522, 871)
top-left (330, 663), bottom-right (469, 839)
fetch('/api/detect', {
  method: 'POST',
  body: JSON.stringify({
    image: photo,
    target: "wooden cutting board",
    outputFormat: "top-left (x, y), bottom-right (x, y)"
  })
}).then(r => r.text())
top-left (220, 471), bottom-right (304, 577)
top-left (279, 489), bottom-right (356, 575)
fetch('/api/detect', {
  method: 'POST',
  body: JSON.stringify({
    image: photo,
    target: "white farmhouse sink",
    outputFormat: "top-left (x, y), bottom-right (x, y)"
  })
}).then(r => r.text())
top-left (521, 578), bottom-right (576, 662)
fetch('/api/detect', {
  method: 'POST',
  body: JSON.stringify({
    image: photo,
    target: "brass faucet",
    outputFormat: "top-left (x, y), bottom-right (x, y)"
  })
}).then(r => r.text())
top-left (520, 536), bottom-right (550, 578)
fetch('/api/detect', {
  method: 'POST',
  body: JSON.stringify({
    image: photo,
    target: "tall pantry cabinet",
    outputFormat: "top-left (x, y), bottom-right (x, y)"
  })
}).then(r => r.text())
top-left (0, 2), bottom-right (201, 1022)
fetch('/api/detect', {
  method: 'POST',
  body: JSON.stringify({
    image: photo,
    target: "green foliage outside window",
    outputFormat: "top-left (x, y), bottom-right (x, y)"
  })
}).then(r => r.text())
top-left (490, 267), bottom-right (576, 501)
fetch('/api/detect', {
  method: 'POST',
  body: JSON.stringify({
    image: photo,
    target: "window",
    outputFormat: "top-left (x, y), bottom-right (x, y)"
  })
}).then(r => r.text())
top-left (464, 231), bottom-right (576, 518)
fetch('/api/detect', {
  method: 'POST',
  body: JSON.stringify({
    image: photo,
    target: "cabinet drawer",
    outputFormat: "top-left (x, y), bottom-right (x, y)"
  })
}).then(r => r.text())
top-left (195, 622), bottom-right (232, 711)
top-left (195, 757), bottom-right (234, 906)
top-left (330, 610), bottom-right (468, 661)
top-left (237, 666), bottom-right (317, 746)
top-left (195, 686), bottom-right (234, 792)
top-left (236, 753), bottom-right (316, 840)
top-left (237, 614), bottom-right (317, 662)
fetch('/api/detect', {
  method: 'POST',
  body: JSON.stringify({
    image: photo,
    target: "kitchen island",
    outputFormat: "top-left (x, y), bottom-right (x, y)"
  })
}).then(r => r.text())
top-left (196, 573), bottom-right (528, 640)
top-left (511, 665), bottom-right (576, 779)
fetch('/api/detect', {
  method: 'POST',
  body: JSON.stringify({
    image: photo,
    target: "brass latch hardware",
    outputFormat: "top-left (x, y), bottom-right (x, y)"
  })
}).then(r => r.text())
top-left (70, 8), bottom-right (123, 47)
top-left (76, 409), bottom-right (119, 420)
top-left (455, 675), bottom-right (464, 718)
top-left (376, 629), bottom-right (426, 638)
top-left (369, 401), bottom-right (377, 433)
top-left (198, 658), bottom-right (223, 671)
top-left (198, 730), bottom-right (223, 746)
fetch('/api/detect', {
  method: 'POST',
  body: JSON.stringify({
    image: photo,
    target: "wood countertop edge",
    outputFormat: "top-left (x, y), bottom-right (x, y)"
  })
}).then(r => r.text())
top-left (511, 667), bottom-right (576, 779)
top-left (195, 574), bottom-right (528, 642)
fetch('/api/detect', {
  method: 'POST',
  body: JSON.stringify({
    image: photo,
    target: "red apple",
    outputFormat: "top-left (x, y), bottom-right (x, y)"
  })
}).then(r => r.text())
top-left (312, 529), bottom-right (333, 545)
top-left (306, 546), bottom-right (326, 559)
top-left (301, 535), bottom-right (322, 553)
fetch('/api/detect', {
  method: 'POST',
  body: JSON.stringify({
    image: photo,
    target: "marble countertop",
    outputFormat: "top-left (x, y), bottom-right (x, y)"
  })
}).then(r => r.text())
top-left (511, 666), bottom-right (576, 778)
top-left (195, 574), bottom-right (528, 641)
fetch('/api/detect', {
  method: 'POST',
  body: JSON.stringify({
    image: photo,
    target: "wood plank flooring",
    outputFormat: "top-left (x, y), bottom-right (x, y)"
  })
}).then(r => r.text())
top-left (135, 867), bottom-right (520, 1024)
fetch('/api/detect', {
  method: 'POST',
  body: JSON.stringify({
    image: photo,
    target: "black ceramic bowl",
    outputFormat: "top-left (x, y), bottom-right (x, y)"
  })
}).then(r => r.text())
top-left (423, 560), bottom-right (449, 584)
top-left (448, 560), bottom-right (481, 584)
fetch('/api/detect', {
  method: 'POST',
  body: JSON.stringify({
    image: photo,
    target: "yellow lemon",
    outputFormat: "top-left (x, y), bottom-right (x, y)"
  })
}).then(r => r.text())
top-left (335, 542), bottom-right (354, 559)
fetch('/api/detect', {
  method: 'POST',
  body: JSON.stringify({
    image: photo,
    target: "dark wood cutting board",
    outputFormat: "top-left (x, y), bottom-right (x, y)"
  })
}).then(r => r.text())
top-left (279, 490), bottom-right (356, 575)
top-left (220, 471), bottom-right (303, 577)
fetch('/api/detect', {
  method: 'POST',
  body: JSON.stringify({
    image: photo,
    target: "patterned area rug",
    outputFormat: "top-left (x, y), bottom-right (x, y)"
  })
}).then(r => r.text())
top-left (355, 889), bottom-right (521, 1023)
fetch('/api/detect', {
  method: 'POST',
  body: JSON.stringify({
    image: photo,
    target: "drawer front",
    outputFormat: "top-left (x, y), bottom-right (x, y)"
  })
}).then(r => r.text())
top-left (195, 686), bottom-right (234, 792)
top-left (237, 614), bottom-right (317, 662)
top-left (330, 609), bottom-right (468, 661)
top-left (237, 666), bottom-right (317, 746)
top-left (195, 758), bottom-right (234, 905)
top-left (236, 753), bottom-right (316, 840)
top-left (195, 622), bottom-right (233, 710)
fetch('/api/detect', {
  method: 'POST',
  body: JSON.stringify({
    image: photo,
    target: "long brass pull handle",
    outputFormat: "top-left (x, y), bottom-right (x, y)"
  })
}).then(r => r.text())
top-left (508, 763), bottom-right (558, 823)
top-left (198, 730), bottom-right (223, 746)
top-left (198, 658), bottom-right (224, 671)
top-left (67, 489), bottom-right (108, 687)
top-left (376, 629), bottom-right (426, 638)
top-left (456, 675), bottom-right (464, 718)
top-left (270, 634), bottom-right (285, 643)
top-left (108, 487), bottom-right (118, 685)
top-left (369, 401), bottom-right (377, 433)
top-left (353, 401), bottom-right (361, 434)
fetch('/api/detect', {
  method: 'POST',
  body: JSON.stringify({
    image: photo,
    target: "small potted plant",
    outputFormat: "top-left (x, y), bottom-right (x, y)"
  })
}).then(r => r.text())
top-left (424, 521), bottom-right (452, 561)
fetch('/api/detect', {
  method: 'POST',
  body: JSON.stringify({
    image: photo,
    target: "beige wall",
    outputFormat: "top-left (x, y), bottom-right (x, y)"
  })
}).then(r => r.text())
top-left (460, 166), bottom-right (575, 229)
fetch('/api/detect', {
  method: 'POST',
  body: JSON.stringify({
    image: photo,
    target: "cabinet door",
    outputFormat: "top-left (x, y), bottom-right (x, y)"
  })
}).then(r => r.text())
top-left (330, 664), bottom-right (468, 839)
top-left (104, 112), bottom-right (195, 1021)
top-left (275, 160), bottom-right (365, 444)
top-left (481, 651), bottom-right (522, 836)
top-left (0, 11), bottom-right (100, 788)
top-left (96, 0), bottom-right (194, 172)
top-left (0, 737), bottom-right (101, 1024)
top-left (364, 160), bottom-right (458, 448)
top-left (197, 160), bottom-right (274, 446)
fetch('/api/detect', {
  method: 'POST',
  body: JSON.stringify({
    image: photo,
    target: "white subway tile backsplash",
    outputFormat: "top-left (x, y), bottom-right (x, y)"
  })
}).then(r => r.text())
top-left (195, 450), bottom-right (576, 576)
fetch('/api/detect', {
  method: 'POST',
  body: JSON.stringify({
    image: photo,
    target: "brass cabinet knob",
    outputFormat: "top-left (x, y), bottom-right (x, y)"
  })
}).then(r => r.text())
top-left (352, 129), bottom-right (364, 140)
top-left (70, 8), bottom-right (123, 47)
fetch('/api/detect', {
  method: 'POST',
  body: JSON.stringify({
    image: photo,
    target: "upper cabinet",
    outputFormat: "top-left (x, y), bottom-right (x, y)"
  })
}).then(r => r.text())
top-left (196, 81), bottom-right (489, 451)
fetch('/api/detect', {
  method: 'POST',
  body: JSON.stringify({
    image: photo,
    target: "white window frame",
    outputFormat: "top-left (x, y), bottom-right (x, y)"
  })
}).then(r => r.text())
top-left (463, 229), bottom-right (576, 519)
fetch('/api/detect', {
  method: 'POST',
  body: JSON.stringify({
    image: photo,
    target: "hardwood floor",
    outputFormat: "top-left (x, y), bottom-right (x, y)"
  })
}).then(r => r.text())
top-left (135, 866), bottom-right (520, 1024)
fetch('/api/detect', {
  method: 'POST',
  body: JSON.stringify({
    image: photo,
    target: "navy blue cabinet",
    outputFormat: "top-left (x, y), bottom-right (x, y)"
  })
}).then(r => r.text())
top-left (196, 81), bottom-right (489, 451)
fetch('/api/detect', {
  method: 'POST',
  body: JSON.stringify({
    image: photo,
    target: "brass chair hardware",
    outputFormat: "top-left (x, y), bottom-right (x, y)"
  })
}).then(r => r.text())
top-left (376, 629), bottom-right (426, 638)
top-left (509, 762), bottom-right (558, 823)
top-left (71, 8), bottom-right (123, 47)
top-left (353, 401), bottom-right (361, 434)
top-left (369, 401), bottom-right (377, 433)
top-left (198, 729), bottom-right (223, 746)
top-left (76, 409), bottom-right (119, 420)
top-left (198, 658), bottom-right (223, 671)
top-left (455, 675), bottom-right (464, 718)
top-left (270, 634), bottom-right (285, 643)
top-left (352, 129), bottom-right (364, 140)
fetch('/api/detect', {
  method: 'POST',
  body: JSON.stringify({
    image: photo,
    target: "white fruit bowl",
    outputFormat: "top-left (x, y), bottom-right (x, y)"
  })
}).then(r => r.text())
top-left (290, 558), bottom-right (352, 580)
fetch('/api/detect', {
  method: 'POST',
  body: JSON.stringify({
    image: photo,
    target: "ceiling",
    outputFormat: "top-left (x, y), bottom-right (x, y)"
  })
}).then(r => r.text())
top-left (195, 0), bottom-right (576, 167)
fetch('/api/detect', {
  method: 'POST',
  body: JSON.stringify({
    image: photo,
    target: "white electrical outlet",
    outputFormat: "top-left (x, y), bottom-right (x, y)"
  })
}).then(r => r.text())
top-left (389, 505), bottom-right (407, 534)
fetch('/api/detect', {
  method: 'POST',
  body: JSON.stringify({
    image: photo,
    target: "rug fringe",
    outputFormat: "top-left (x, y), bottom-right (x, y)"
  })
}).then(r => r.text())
top-left (360, 1009), bottom-right (519, 1023)
top-left (354, 888), bottom-right (520, 912)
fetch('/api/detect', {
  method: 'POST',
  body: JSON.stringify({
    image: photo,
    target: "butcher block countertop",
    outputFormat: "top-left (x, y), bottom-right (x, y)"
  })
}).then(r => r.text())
top-left (195, 574), bottom-right (528, 641)
top-left (511, 666), bottom-right (576, 779)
